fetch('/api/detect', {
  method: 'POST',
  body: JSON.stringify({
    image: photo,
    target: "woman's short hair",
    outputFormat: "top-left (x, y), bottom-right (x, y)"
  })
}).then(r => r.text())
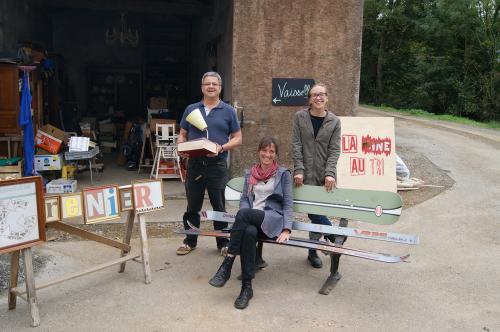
top-left (258, 136), bottom-right (279, 155)
top-left (307, 83), bottom-right (328, 98)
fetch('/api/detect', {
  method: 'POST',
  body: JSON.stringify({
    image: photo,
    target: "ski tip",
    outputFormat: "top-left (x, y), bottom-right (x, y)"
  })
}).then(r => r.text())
top-left (400, 254), bottom-right (411, 262)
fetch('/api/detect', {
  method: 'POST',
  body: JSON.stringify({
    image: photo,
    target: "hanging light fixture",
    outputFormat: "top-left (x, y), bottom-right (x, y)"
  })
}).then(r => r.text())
top-left (105, 13), bottom-right (139, 47)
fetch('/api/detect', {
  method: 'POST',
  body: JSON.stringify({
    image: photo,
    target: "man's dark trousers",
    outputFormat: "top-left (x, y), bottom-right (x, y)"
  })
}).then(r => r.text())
top-left (183, 156), bottom-right (229, 249)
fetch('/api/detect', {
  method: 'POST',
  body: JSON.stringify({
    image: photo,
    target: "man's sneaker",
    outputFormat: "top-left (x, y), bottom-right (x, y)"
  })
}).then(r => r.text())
top-left (220, 246), bottom-right (229, 257)
top-left (307, 252), bottom-right (322, 268)
top-left (176, 244), bottom-right (195, 255)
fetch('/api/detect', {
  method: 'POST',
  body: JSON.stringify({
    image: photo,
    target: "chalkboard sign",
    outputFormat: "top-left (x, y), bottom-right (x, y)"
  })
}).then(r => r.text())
top-left (271, 78), bottom-right (315, 106)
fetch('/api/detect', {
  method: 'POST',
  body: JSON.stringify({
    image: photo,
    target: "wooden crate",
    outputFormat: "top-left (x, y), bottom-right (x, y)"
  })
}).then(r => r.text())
top-left (0, 161), bottom-right (22, 180)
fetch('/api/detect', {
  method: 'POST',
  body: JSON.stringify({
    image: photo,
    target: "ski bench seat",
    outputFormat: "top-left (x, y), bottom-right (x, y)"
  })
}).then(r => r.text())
top-left (188, 178), bottom-right (418, 295)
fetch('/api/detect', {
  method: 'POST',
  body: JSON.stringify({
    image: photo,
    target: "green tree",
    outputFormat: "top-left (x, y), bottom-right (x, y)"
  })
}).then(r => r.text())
top-left (360, 0), bottom-right (499, 121)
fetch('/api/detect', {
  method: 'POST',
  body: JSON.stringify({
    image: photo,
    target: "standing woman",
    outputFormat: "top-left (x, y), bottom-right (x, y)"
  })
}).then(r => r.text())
top-left (292, 83), bottom-right (341, 268)
top-left (208, 137), bottom-right (292, 309)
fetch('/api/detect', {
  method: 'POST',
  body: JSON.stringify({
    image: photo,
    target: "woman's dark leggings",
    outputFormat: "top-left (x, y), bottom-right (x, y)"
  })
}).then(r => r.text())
top-left (227, 208), bottom-right (268, 281)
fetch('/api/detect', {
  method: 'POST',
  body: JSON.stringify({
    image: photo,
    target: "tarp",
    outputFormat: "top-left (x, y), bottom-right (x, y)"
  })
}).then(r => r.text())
top-left (19, 71), bottom-right (34, 176)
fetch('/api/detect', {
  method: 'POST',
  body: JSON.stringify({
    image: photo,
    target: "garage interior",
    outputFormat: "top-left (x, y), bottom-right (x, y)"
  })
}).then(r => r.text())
top-left (0, 0), bottom-right (233, 179)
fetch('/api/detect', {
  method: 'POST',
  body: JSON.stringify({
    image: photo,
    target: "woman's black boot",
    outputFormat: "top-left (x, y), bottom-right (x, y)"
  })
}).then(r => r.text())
top-left (209, 256), bottom-right (235, 287)
top-left (234, 280), bottom-right (253, 309)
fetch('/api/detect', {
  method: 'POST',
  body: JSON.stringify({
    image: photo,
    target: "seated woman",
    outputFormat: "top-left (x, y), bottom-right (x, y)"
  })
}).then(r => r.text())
top-left (208, 136), bottom-right (293, 309)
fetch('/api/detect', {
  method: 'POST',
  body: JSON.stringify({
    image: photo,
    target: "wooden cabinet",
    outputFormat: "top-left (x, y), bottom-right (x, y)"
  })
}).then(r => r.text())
top-left (0, 64), bottom-right (20, 135)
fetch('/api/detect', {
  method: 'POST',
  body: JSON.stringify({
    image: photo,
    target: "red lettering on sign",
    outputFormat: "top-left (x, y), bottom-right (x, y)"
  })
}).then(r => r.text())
top-left (361, 135), bottom-right (392, 156)
top-left (354, 230), bottom-right (388, 237)
top-left (342, 135), bottom-right (357, 153)
top-left (370, 157), bottom-right (385, 176)
top-left (134, 185), bottom-right (153, 208)
top-left (350, 157), bottom-right (365, 176)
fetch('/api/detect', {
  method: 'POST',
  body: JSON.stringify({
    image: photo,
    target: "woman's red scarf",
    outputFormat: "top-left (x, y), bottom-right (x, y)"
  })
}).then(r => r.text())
top-left (248, 161), bottom-right (279, 194)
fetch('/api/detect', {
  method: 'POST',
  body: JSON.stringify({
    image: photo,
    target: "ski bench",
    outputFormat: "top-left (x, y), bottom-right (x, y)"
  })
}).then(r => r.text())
top-left (182, 177), bottom-right (418, 295)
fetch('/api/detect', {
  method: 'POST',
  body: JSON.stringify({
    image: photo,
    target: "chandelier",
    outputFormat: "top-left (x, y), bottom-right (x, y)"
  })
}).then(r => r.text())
top-left (105, 13), bottom-right (139, 47)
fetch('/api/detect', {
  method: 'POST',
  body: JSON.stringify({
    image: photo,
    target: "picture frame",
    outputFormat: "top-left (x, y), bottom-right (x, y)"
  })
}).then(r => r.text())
top-left (118, 186), bottom-right (134, 211)
top-left (132, 179), bottom-right (164, 214)
top-left (83, 185), bottom-right (121, 224)
top-left (60, 192), bottom-right (84, 220)
top-left (44, 195), bottom-right (61, 222)
top-left (0, 176), bottom-right (46, 254)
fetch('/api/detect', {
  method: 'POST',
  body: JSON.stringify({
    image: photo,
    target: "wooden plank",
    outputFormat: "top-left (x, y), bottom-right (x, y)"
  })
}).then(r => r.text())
top-left (47, 221), bottom-right (131, 252)
top-left (11, 254), bottom-right (140, 296)
top-left (138, 214), bottom-right (151, 284)
top-left (22, 248), bottom-right (40, 327)
top-left (119, 211), bottom-right (136, 273)
top-left (8, 250), bottom-right (20, 310)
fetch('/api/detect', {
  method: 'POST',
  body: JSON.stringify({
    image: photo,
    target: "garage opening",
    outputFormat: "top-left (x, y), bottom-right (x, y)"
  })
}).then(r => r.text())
top-left (0, 1), bottom-right (233, 161)
top-left (37, 0), bottom-right (233, 129)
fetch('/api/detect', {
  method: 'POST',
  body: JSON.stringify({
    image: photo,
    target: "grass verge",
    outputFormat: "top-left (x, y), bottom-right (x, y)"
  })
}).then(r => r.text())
top-left (361, 104), bottom-right (500, 130)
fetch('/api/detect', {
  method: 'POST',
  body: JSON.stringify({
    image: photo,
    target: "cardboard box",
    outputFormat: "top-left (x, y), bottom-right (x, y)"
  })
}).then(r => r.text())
top-left (149, 97), bottom-right (168, 109)
top-left (158, 160), bottom-right (177, 174)
top-left (149, 119), bottom-right (176, 131)
top-left (46, 179), bottom-right (77, 194)
top-left (34, 154), bottom-right (63, 171)
top-left (99, 123), bottom-right (116, 135)
top-left (35, 124), bottom-right (66, 154)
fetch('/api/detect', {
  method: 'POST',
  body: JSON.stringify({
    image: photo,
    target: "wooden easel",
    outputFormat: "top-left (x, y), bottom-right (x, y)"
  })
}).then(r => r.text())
top-left (137, 127), bottom-right (155, 174)
top-left (8, 248), bottom-right (40, 327)
top-left (8, 208), bottom-right (152, 326)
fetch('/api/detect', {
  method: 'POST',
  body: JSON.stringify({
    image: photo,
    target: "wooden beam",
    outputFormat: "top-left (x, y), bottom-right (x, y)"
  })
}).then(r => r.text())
top-left (47, 221), bottom-right (131, 252)
top-left (11, 254), bottom-right (140, 296)
top-left (118, 210), bottom-right (135, 273)
top-left (42, 0), bottom-right (213, 16)
top-left (22, 248), bottom-right (40, 327)
top-left (8, 250), bottom-right (20, 310)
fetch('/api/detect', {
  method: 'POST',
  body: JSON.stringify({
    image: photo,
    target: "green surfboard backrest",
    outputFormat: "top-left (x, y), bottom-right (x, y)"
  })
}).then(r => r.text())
top-left (225, 177), bottom-right (403, 225)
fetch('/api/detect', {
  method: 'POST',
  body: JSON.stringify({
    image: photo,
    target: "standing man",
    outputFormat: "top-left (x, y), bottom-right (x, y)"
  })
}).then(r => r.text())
top-left (176, 72), bottom-right (242, 255)
top-left (292, 83), bottom-right (341, 268)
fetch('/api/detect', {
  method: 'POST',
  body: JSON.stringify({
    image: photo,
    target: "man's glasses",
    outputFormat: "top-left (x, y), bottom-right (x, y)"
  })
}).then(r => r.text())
top-left (310, 92), bottom-right (327, 98)
top-left (202, 82), bottom-right (220, 87)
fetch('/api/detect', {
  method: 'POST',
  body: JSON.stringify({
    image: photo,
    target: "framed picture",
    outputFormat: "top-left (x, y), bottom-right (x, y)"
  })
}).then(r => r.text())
top-left (60, 192), bottom-right (84, 220)
top-left (118, 186), bottom-right (134, 211)
top-left (44, 196), bottom-right (61, 222)
top-left (132, 179), bottom-right (164, 213)
top-left (83, 185), bottom-right (121, 224)
top-left (0, 176), bottom-right (46, 254)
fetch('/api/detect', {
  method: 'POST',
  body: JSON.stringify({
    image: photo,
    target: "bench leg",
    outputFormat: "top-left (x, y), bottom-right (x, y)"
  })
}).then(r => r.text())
top-left (319, 218), bottom-right (348, 295)
top-left (319, 254), bottom-right (342, 295)
top-left (256, 241), bottom-right (268, 269)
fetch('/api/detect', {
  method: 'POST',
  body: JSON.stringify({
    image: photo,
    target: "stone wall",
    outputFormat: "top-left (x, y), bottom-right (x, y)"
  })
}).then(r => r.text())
top-left (230, 0), bottom-right (363, 175)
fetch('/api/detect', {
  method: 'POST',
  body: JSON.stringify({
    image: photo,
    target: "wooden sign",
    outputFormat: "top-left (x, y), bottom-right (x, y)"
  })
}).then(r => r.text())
top-left (271, 78), bottom-right (315, 106)
top-left (337, 117), bottom-right (396, 192)
top-left (44, 196), bottom-right (61, 222)
top-left (60, 193), bottom-right (84, 219)
top-left (83, 185), bottom-right (120, 224)
top-left (0, 176), bottom-right (46, 254)
top-left (132, 179), bottom-right (164, 213)
top-left (119, 187), bottom-right (134, 211)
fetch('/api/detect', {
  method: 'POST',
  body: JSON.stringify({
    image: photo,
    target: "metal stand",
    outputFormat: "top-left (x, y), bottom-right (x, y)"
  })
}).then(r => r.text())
top-left (318, 218), bottom-right (348, 295)
top-left (255, 218), bottom-right (349, 295)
